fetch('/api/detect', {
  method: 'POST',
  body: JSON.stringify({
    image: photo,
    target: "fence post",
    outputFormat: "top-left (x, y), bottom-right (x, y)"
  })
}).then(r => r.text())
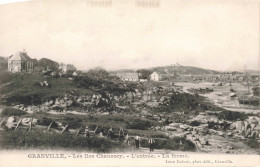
top-left (94, 126), bottom-right (99, 134)
top-left (15, 118), bottom-right (22, 131)
top-left (76, 127), bottom-right (82, 136)
top-left (28, 118), bottom-right (33, 132)
top-left (47, 121), bottom-right (53, 131)
top-left (61, 125), bottom-right (68, 134)
top-left (0, 117), bottom-right (5, 127)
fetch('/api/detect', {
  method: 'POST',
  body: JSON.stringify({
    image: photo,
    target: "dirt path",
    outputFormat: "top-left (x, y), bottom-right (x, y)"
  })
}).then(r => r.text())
top-left (0, 81), bottom-right (14, 100)
top-left (0, 81), bottom-right (13, 90)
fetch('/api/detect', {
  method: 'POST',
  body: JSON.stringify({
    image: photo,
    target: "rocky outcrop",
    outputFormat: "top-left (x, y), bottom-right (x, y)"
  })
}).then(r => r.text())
top-left (6, 116), bottom-right (16, 129)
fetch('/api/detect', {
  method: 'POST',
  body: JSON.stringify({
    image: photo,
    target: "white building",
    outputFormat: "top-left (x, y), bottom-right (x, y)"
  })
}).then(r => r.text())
top-left (117, 73), bottom-right (139, 81)
top-left (8, 52), bottom-right (34, 72)
top-left (150, 71), bottom-right (162, 81)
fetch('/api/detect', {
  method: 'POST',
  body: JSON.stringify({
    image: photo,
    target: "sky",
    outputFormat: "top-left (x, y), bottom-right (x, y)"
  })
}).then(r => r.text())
top-left (0, 0), bottom-right (259, 71)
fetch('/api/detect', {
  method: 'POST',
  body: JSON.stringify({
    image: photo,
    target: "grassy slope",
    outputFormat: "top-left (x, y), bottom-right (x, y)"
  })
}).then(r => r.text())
top-left (0, 72), bottom-right (92, 105)
top-left (0, 71), bottom-right (16, 85)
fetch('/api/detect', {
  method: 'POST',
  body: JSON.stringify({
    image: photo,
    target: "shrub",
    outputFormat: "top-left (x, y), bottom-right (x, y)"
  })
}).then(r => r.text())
top-left (154, 92), bottom-right (222, 113)
top-left (246, 139), bottom-right (260, 149)
top-left (126, 119), bottom-right (152, 130)
top-left (190, 120), bottom-right (200, 126)
top-left (5, 94), bottom-right (42, 106)
top-left (218, 111), bottom-right (248, 121)
top-left (1, 108), bottom-right (27, 117)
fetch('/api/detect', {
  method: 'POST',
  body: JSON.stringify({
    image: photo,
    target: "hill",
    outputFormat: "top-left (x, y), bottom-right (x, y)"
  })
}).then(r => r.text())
top-left (109, 65), bottom-right (221, 76)
top-left (244, 70), bottom-right (260, 75)
top-left (148, 65), bottom-right (220, 75)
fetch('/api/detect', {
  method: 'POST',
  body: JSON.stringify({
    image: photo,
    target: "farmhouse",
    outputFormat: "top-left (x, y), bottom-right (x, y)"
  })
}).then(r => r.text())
top-left (117, 73), bottom-right (139, 81)
top-left (8, 52), bottom-right (34, 72)
top-left (150, 71), bottom-right (163, 81)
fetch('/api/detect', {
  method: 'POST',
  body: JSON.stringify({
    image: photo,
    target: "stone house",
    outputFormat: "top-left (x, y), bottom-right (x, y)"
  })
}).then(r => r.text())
top-left (8, 52), bottom-right (34, 72)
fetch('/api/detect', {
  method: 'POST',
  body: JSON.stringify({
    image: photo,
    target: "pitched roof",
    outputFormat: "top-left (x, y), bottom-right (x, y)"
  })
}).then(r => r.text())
top-left (117, 73), bottom-right (139, 79)
top-left (151, 71), bottom-right (164, 76)
top-left (9, 52), bottom-right (31, 61)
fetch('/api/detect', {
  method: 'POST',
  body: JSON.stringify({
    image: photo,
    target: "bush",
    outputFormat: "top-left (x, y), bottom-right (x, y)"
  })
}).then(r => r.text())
top-left (154, 92), bottom-right (222, 113)
top-left (218, 111), bottom-right (248, 121)
top-left (126, 119), bottom-right (152, 130)
top-left (246, 139), bottom-right (260, 149)
top-left (1, 108), bottom-right (27, 117)
top-left (190, 120), bottom-right (200, 126)
top-left (5, 94), bottom-right (42, 106)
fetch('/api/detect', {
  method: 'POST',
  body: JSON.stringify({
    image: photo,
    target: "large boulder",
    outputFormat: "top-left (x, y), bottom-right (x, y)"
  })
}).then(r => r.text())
top-left (229, 122), bottom-right (236, 130)
top-left (179, 124), bottom-right (190, 131)
top-left (44, 100), bottom-right (54, 107)
top-left (191, 115), bottom-right (208, 124)
top-left (217, 131), bottom-right (225, 137)
top-left (165, 126), bottom-right (177, 131)
top-left (235, 121), bottom-right (245, 134)
top-left (227, 131), bottom-right (233, 137)
top-left (168, 123), bottom-right (181, 127)
top-left (126, 92), bottom-right (134, 99)
top-left (247, 116), bottom-right (259, 125)
top-left (6, 116), bottom-right (16, 129)
top-left (209, 117), bottom-right (219, 124)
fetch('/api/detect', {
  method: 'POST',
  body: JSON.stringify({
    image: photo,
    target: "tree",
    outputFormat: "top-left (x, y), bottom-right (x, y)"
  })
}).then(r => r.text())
top-left (38, 58), bottom-right (59, 71)
top-left (0, 56), bottom-right (8, 71)
top-left (87, 68), bottom-right (109, 80)
top-left (67, 64), bottom-right (77, 71)
top-left (137, 69), bottom-right (152, 79)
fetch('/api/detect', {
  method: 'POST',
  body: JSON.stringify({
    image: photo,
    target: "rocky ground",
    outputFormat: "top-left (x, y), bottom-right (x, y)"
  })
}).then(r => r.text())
top-left (0, 73), bottom-right (259, 154)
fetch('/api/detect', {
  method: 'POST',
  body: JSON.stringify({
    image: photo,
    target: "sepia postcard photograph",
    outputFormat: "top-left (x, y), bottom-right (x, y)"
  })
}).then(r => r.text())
top-left (0, 0), bottom-right (259, 166)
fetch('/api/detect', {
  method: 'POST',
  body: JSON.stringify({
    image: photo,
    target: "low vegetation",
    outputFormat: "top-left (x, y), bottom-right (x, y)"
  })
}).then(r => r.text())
top-left (245, 139), bottom-right (260, 149)
top-left (73, 76), bottom-right (136, 95)
top-left (0, 71), bottom-right (138, 106)
top-left (0, 128), bottom-right (196, 152)
top-left (126, 119), bottom-right (152, 130)
top-left (140, 137), bottom-right (196, 151)
top-left (217, 110), bottom-right (248, 121)
top-left (0, 130), bottom-right (126, 152)
top-left (154, 92), bottom-right (223, 113)
top-left (1, 107), bottom-right (27, 117)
